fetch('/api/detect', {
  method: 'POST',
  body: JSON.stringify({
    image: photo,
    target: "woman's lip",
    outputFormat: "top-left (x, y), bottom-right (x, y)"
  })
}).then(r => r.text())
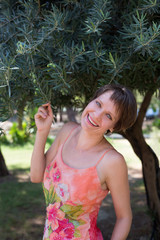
top-left (87, 114), bottom-right (99, 127)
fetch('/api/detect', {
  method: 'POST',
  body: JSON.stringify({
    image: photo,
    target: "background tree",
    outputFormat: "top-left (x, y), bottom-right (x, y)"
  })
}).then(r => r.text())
top-left (0, 0), bottom-right (160, 238)
top-left (0, 128), bottom-right (9, 176)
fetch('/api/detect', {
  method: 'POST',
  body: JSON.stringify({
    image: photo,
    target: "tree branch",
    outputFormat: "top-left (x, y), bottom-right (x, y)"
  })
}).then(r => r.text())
top-left (136, 89), bottom-right (155, 128)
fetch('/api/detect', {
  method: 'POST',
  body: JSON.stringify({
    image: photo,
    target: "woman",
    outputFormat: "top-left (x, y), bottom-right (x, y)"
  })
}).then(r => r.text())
top-left (30, 84), bottom-right (137, 240)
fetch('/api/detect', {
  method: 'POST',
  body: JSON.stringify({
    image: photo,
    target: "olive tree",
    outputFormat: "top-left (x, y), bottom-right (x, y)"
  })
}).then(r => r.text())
top-left (0, 0), bottom-right (160, 238)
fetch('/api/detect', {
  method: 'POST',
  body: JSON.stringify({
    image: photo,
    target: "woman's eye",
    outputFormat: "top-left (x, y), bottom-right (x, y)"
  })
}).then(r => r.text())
top-left (106, 114), bottom-right (112, 120)
top-left (96, 101), bottom-right (101, 107)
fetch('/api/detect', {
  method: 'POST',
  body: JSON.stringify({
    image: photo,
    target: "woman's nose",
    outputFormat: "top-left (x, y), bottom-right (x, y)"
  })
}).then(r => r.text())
top-left (94, 110), bottom-right (103, 121)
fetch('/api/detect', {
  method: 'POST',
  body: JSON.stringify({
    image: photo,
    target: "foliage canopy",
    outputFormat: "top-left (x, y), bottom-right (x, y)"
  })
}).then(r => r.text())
top-left (0, 0), bottom-right (160, 121)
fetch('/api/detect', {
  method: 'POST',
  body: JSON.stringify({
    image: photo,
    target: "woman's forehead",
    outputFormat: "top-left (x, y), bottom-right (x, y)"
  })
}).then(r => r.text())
top-left (97, 91), bottom-right (121, 118)
top-left (97, 90), bottom-right (114, 101)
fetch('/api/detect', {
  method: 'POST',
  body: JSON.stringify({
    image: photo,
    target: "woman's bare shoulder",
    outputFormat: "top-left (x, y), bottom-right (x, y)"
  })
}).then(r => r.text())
top-left (102, 147), bottom-right (127, 173)
top-left (97, 148), bottom-right (128, 192)
top-left (45, 122), bottom-right (79, 167)
top-left (108, 148), bottom-right (124, 161)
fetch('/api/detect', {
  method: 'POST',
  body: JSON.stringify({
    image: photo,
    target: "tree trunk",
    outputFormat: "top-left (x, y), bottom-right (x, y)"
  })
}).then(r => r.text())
top-left (121, 90), bottom-right (160, 239)
top-left (66, 107), bottom-right (77, 122)
top-left (0, 148), bottom-right (9, 177)
top-left (59, 107), bottom-right (63, 122)
top-left (17, 101), bottom-right (26, 130)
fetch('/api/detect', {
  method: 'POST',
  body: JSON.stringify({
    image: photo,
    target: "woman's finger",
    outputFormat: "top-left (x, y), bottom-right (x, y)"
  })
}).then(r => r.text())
top-left (41, 103), bottom-right (53, 118)
top-left (38, 106), bottom-right (48, 116)
top-left (47, 103), bottom-right (53, 117)
top-left (35, 111), bottom-right (47, 119)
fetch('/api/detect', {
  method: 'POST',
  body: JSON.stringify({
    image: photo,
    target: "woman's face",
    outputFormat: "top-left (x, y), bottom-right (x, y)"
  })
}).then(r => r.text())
top-left (81, 91), bottom-right (119, 135)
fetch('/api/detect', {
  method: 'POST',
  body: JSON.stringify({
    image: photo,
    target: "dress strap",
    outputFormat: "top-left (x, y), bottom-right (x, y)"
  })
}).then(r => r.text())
top-left (95, 148), bottom-right (114, 167)
top-left (63, 125), bottom-right (79, 145)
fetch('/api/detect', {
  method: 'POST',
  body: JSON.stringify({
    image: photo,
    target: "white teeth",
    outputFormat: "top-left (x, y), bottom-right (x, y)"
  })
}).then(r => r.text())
top-left (88, 115), bottom-right (98, 127)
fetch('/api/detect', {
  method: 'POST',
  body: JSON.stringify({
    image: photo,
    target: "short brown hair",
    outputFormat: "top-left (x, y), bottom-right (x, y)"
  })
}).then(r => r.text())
top-left (90, 84), bottom-right (137, 132)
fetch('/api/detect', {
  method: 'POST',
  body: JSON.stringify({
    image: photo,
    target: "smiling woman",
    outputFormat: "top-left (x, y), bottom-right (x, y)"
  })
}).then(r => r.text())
top-left (80, 93), bottom-right (118, 140)
top-left (89, 84), bottom-right (137, 132)
top-left (30, 84), bottom-right (137, 240)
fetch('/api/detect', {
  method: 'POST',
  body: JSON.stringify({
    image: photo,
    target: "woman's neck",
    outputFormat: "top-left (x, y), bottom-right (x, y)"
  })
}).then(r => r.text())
top-left (75, 126), bottom-right (105, 151)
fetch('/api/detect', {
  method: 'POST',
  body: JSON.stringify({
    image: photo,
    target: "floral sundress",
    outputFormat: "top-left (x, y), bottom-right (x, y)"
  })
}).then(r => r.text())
top-left (43, 127), bottom-right (111, 240)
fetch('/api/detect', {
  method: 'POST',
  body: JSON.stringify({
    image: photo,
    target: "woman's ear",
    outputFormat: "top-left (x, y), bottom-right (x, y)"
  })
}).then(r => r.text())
top-left (109, 128), bottom-right (114, 133)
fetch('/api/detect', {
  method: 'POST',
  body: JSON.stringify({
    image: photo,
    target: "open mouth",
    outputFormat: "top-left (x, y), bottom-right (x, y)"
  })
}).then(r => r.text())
top-left (87, 114), bottom-right (99, 127)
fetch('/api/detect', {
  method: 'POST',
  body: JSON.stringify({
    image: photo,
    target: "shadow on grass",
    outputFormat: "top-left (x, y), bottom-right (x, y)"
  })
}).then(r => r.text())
top-left (0, 166), bottom-right (153, 240)
top-left (0, 169), bottom-right (45, 240)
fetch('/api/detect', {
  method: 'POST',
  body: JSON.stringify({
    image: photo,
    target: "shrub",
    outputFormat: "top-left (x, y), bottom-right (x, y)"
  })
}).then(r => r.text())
top-left (0, 128), bottom-right (10, 145)
top-left (9, 122), bottom-right (30, 145)
top-left (153, 118), bottom-right (160, 129)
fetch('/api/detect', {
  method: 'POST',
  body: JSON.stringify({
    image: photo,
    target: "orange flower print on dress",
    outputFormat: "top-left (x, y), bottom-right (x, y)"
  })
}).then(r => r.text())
top-left (47, 202), bottom-right (65, 231)
top-left (49, 232), bottom-right (64, 240)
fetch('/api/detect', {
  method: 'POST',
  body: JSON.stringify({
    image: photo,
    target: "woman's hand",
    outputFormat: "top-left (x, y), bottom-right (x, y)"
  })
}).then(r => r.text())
top-left (35, 103), bottom-right (54, 134)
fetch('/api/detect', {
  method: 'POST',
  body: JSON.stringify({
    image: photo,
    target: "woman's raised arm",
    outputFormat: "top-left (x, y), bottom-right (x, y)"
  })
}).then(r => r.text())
top-left (30, 103), bottom-right (77, 183)
top-left (30, 103), bottom-right (54, 183)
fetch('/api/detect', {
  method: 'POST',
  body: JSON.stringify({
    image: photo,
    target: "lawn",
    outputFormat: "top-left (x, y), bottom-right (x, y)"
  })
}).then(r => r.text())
top-left (0, 137), bottom-right (53, 240)
top-left (0, 128), bottom-right (160, 240)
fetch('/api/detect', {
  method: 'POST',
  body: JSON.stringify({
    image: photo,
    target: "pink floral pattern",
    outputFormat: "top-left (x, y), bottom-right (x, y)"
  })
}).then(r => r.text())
top-left (43, 142), bottom-right (108, 240)
top-left (53, 168), bottom-right (61, 182)
top-left (43, 161), bottom-right (86, 240)
top-left (49, 232), bottom-right (64, 240)
top-left (54, 219), bottom-right (75, 239)
top-left (53, 162), bottom-right (57, 168)
top-left (47, 202), bottom-right (65, 231)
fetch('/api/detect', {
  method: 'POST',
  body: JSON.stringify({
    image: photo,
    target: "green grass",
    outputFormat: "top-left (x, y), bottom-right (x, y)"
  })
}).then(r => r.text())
top-left (0, 136), bottom-right (54, 240)
top-left (0, 180), bottom-right (45, 240)
top-left (2, 144), bottom-right (33, 172)
top-left (108, 137), bottom-right (141, 166)
top-left (1, 136), bottom-right (54, 171)
top-left (107, 126), bottom-right (160, 168)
